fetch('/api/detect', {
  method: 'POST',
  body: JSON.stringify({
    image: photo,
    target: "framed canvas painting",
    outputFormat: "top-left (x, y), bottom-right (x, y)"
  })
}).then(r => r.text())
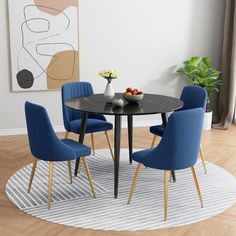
top-left (8, 0), bottom-right (79, 91)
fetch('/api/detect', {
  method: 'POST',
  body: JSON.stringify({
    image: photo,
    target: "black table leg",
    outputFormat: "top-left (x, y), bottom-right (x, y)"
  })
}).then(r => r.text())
top-left (74, 112), bottom-right (88, 176)
top-left (127, 115), bottom-right (133, 164)
top-left (161, 113), bottom-right (167, 127)
top-left (161, 112), bottom-right (176, 182)
top-left (114, 115), bottom-right (122, 198)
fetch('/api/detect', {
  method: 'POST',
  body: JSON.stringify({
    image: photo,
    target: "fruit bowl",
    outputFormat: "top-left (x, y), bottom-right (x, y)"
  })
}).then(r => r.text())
top-left (123, 93), bottom-right (144, 103)
top-left (123, 88), bottom-right (144, 103)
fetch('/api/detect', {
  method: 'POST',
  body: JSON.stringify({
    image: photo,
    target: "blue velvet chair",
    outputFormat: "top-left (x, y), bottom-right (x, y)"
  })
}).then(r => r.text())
top-left (25, 101), bottom-right (96, 209)
top-left (150, 86), bottom-right (207, 174)
top-left (128, 108), bottom-right (204, 220)
top-left (61, 82), bottom-right (114, 159)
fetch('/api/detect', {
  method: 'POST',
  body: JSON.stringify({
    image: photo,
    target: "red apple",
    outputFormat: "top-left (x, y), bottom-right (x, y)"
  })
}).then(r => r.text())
top-left (137, 91), bottom-right (143, 95)
top-left (132, 89), bottom-right (138, 95)
top-left (126, 87), bottom-right (133, 93)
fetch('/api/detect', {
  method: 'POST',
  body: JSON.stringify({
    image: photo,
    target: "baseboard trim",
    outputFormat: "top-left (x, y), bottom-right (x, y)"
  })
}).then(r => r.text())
top-left (0, 119), bottom-right (162, 136)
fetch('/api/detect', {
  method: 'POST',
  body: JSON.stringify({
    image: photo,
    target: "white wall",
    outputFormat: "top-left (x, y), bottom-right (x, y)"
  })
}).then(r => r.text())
top-left (0, 0), bottom-right (225, 134)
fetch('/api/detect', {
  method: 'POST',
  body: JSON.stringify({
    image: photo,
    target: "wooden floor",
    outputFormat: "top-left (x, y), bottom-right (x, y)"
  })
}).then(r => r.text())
top-left (0, 126), bottom-right (236, 236)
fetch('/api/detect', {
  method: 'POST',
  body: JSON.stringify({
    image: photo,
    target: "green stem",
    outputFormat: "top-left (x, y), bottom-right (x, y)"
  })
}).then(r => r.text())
top-left (106, 78), bottom-right (112, 83)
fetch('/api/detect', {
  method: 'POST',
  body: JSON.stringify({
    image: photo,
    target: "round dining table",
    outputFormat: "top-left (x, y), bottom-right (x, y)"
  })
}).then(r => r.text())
top-left (65, 93), bottom-right (184, 198)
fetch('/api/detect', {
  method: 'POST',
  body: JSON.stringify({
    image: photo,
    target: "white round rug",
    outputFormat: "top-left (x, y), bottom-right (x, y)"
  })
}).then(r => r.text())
top-left (5, 149), bottom-right (236, 231)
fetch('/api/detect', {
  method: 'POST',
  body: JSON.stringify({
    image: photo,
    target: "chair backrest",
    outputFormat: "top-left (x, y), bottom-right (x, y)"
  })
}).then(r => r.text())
top-left (61, 82), bottom-right (94, 131)
top-left (179, 86), bottom-right (207, 111)
top-left (25, 101), bottom-right (75, 161)
top-left (145, 108), bottom-right (204, 170)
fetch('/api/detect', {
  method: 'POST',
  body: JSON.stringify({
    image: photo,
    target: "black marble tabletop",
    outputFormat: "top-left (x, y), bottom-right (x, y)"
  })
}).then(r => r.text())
top-left (65, 93), bottom-right (183, 116)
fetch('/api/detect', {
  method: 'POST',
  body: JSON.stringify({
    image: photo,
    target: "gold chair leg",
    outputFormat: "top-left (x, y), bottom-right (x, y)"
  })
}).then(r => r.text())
top-left (199, 144), bottom-right (207, 174)
top-left (82, 157), bottom-right (96, 198)
top-left (127, 163), bottom-right (142, 204)
top-left (105, 131), bottom-right (114, 160)
top-left (91, 133), bottom-right (95, 156)
top-left (68, 160), bottom-right (72, 184)
top-left (151, 135), bottom-right (157, 148)
top-left (48, 162), bottom-right (54, 209)
top-left (191, 166), bottom-right (204, 208)
top-left (65, 131), bottom-right (69, 139)
top-left (28, 159), bottom-right (38, 193)
top-left (164, 171), bottom-right (170, 221)
top-left (77, 161), bottom-right (81, 174)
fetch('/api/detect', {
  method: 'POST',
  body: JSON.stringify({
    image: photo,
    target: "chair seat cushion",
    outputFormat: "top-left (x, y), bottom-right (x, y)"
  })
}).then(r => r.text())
top-left (61, 139), bottom-right (91, 158)
top-left (132, 148), bottom-right (170, 170)
top-left (69, 119), bottom-right (113, 134)
top-left (132, 148), bottom-right (172, 170)
top-left (149, 124), bottom-right (165, 137)
top-left (132, 149), bottom-right (154, 164)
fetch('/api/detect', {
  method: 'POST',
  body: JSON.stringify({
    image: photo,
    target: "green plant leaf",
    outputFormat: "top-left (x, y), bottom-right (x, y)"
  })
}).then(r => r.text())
top-left (188, 57), bottom-right (202, 67)
top-left (199, 64), bottom-right (209, 77)
top-left (202, 57), bottom-right (212, 67)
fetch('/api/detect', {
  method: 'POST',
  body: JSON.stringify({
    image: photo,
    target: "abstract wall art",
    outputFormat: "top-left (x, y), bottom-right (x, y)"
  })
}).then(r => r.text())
top-left (8, 0), bottom-right (79, 91)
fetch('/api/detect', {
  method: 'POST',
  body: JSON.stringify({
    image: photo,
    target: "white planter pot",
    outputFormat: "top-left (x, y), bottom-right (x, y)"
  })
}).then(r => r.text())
top-left (203, 111), bottom-right (212, 130)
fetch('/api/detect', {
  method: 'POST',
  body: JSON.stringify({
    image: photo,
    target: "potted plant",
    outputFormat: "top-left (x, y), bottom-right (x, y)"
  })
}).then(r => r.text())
top-left (177, 57), bottom-right (221, 130)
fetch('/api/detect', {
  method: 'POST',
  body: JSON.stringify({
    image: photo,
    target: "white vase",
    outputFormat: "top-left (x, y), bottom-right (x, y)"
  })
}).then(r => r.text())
top-left (203, 111), bottom-right (212, 130)
top-left (104, 82), bottom-right (115, 102)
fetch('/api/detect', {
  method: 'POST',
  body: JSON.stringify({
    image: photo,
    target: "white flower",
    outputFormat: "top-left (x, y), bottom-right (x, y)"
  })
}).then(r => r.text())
top-left (98, 69), bottom-right (119, 79)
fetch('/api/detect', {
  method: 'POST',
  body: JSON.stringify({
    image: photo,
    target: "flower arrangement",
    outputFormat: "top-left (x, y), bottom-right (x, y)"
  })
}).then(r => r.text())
top-left (99, 70), bottom-right (119, 83)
